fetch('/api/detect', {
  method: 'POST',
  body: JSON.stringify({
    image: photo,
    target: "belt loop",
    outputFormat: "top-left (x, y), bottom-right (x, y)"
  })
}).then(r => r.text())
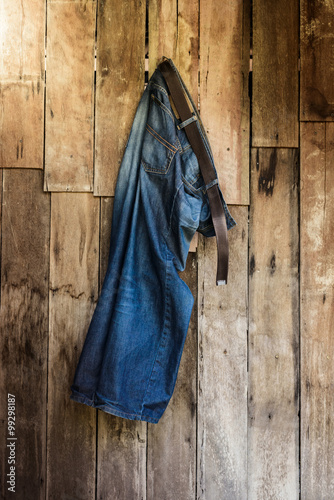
top-left (177, 114), bottom-right (198, 130)
top-left (205, 178), bottom-right (218, 191)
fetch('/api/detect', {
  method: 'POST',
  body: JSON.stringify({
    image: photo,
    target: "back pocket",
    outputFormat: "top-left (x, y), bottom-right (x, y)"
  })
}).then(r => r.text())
top-left (141, 95), bottom-right (178, 175)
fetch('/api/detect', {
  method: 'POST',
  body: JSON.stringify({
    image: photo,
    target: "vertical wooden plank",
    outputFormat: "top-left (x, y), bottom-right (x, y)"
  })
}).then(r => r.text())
top-left (197, 206), bottom-right (248, 499)
top-left (0, 0), bottom-right (45, 168)
top-left (47, 192), bottom-right (99, 499)
top-left (199, 0), bottom-right (250, 205)
top-left (97, 196), bottom-right (147, 500)
top-left (0, 0), bottom-right (44, 77)
top-left (300, 1), bottom-right (334, 121)
top-left (252, 0), bottom-right (299, 146)
top-left (45, 1), bottom-right (96, 192)
top-left (300, 122), bottom-right (334, 498)
top-left (149, 0), bottom-right (199, 99)
top-left (149, 0), bottom-right (177, 75)
top-left (97, 415), bottom-right (147, 500)
top-left (94, 0), bottom-right (145, 196)
top-left (174, 0), bottom-right (199, 98)
top-left (0, 170), bottom-right (49, 499)
top-left (248, 149), bottom-right (299, 499)
top-left (147, 254), bottom-right (197, 500)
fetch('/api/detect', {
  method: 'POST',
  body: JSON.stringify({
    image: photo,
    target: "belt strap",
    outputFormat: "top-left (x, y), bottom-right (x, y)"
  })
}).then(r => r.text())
top-left (158, 58), bottom-right (229, 285)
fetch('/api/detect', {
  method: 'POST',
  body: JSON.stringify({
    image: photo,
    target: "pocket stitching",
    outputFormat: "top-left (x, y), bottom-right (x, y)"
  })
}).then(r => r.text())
top-left (146, 124), bottom-right (178, 154)
top-left (150, 94), bottom-right (175, 123)
top-left (142, 149), bottom-right (176, 175)
top-left (182, 174), bottom-right (205, 194)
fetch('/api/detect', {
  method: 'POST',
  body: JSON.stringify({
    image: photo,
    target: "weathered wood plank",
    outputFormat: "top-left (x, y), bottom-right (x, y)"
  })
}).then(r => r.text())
top-left (0, 169), bottom-right (49, 499)
top-left (149, 0), bottom-right (177, 76)
top-left (300, 0), bottom-right (334, 121)
top-left (199, 0), bottom-right (250, 205)
top-left (300, 122), bottom-right (334, 498)
top-left (252, 0), bottom-right (299, 146)
top-left (149, 0), bottom-right (199, 99)
top-left (147, 253), bottom-right (197, 500)
top-left (97, 413), bottom-right (146, 500)
top-left (47, 192), bottom-right (99, 499)
top-left (0, 81), bottom-right (44, 169)
top-left (96, 196), bottom-right (147, 500)
top-left (94, 0), bottom-right (145, 196)
top-left (248, 148), bottom-right (299, 499)
top-left (174, 0), bottom-right (199, 98)
top-left (0, 0), bottom-right (45, 168)
top-left (197, 206), bottom-right (248, 499)
top-left (0, 0), bottom-right (44, 77)
top-left (45, 1), bottom-right (96, 191)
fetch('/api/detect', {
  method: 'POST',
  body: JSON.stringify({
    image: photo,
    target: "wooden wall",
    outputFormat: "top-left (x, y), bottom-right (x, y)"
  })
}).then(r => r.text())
top-left (0, 0), bottom-right (333, 498)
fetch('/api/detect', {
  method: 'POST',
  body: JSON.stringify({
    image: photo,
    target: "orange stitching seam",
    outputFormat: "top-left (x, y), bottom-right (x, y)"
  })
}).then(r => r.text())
top-left (146, 124), bottom-right (177, 152)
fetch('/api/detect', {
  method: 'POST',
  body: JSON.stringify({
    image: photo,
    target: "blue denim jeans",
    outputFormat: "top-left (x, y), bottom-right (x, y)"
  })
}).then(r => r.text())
top-left (70, 59), bottom-right (235, 423)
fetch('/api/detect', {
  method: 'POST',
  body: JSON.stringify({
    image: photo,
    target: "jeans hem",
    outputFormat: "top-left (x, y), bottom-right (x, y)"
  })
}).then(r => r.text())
top-left (70, 391), bottom-right (160, 424)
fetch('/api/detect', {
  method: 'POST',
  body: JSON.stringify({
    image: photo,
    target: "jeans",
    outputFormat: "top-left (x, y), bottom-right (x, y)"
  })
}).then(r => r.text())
top-left (70, 59), bottom-right (235, 424)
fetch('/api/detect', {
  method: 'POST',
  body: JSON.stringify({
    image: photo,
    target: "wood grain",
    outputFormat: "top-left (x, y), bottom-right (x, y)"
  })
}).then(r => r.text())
top-left (300, 122), bottom-right (334, 498)
top-left (94, 0), bottom-right (145, 196)
top-left (149, 0), bottom-right (199, 100)
top-left (175, 0), bottom-right (199, 98)
top-left (147, 253), bottom-right (197, 500)
top-left (99, 197), bottom-right (113, 288)
top-left (248, 148), bottom-right (299, 499)
top-left (300, 0), bottom-right (334, 121)
top-left (96, 195), bottom-right (147, 500)
top-left (252, 0), bottom-right (299, 146)
top-left (0, 0), bottom-right (45, 77)
top-left (45, 1), bottom-right (96, 191)
top-left (199, 0), bottom-right (250, 205)
top-left (47, 192), bottom-right (99, 499)
top-left (197, 206), bottom-right (248, 499)
top-left (149, 0), bottom-right (177, 75)
top-left (97, 415), bottom-right (147, 500)
top-left (0, 169), bottom-right (49, 499)
top-left (0, 0), bottom-right (45, 168)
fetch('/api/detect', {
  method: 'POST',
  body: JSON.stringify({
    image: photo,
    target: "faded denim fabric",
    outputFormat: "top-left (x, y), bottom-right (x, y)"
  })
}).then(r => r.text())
top-left (70, 59), bottom-right (235, 424)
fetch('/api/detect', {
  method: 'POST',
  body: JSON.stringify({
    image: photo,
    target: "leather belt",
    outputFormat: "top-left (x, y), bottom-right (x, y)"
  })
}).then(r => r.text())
top-left (158, 58), bottom-right (229, 285)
